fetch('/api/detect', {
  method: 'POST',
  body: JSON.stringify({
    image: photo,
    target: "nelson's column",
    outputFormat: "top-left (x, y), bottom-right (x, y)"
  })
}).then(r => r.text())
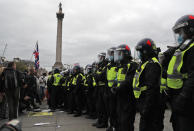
top-left (53, 3), bottom-right (64, 70)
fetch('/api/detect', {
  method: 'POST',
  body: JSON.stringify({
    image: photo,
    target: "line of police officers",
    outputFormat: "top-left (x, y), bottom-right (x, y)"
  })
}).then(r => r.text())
top-left (46, 15), bottom-right (194, 131)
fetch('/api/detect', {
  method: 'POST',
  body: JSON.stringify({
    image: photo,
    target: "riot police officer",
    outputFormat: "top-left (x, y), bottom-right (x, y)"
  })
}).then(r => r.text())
top-left (90, 62), bottom-right (98, 119)
top-left (67, 70), bottom-right (76, 114)
top-left (84, 64), bottom-right (96, 119)
top-left (59, 70), bottom-right (70, 111)
top-left (93, 52), bottom-right (108, 128)
top-left (167, 15), bottom-right (194, 131)
top-left (105, 47), bottom-right (117, 131)
top-left (73, 65), bottom-right (84, 117)
top-left (114, 44), bottom-right (137, 131)
top-left (50, 68), bottom-right (62, 111)
top-left (133, 38), bottom-right (161, 131)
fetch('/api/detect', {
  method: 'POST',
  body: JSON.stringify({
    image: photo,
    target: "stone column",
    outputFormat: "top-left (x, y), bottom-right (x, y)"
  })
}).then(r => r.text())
top-left (53, 3), bottom-right (64, 70)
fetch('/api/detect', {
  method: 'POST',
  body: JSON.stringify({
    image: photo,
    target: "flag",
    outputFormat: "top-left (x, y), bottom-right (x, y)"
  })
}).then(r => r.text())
top-left (33, 41), bottom-right (39, 70)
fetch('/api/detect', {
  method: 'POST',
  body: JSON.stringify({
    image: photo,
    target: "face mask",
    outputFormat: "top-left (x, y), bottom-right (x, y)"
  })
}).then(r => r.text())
top-left (177, 34), bottom-right (184, 45)
top-left (118, 55), bottom-right (123, 61)
top-left (109, 56), bottom-right (114, 61)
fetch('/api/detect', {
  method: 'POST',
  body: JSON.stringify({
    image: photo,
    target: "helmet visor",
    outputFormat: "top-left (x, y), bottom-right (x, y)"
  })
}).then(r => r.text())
top-left (92, 67), bottom-right (96, 73)
top-left (137, 51), bottom-right (142, 59)
top-left (85, 66), bottom-right (92, 74)
top-left (106, 49), bottom-right (114, 62)
top-left (135, 44), bottom-right (143, 51)
top-left (97, 54), bottom-right (105, 63)
top-left (172, 22), bottom-right (188, 34)
top-left (114, 50), bottom-right (124, 63)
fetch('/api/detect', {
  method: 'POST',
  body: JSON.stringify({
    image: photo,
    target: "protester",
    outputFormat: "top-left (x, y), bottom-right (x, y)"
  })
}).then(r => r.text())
top-left (0, 67), bottom-right (7, 120)
top-left (0, 62), bottom-right (21, 120)
top-left (39, 73), bottom-right (47, 101)
top-left (25, 68), bottom-right (40, 109)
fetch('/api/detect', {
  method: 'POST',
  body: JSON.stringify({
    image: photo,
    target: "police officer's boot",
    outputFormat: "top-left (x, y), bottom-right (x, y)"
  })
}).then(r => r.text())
top-left (96, 122), bottom-right (108, 128)
top-left (73, 113), bottom-right (82, 117)
top-left (92, 120), bottom-right (100, 127)
top-left (106, 126), bottom-right (114, 131)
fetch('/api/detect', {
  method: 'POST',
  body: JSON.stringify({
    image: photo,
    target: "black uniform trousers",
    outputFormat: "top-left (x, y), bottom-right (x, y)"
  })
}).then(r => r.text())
top-left (157, 92), bottom-right (167, 131)
top-left (116, 92), bottom-right (136, 131)
top-left (87, 87), bottom-right (96, 116)
top-left (107, 88), bottom-right (117, 129)
top-left (63, 87), bottom-right (69, 110)
top-left (5, 88), bottom-right (20, 120)
top-left (69, 85), bottom-right (76, 112)
top-left (57, 86), bottom-right (64, 107)
top-left (139, 92), bottom-right (160, 131)
top-left (50, 86), bottom-right (58, 109)
top-left (170, 94), bottom-right (194, 131)
top-left (75, 87), bottom-right (83, 114)
top-left (171, 113), bottom-right (194, 131)
top-left (96, 85), bottom-right (108, 125)
top-left (65, 88), bottom-right (71, 111)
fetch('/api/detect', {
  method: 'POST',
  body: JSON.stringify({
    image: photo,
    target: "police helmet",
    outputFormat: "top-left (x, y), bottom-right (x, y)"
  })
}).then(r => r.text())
top-left (114, 44), bottom-right (132, 63)
top-left (173, 15), bottom-right (194, 45)
top-left (136, 38), bottom-right (158, 60)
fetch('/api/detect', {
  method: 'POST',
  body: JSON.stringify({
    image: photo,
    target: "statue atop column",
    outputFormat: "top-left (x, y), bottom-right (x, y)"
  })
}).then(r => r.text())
top-left (59, 3), bottom-right (62, 11)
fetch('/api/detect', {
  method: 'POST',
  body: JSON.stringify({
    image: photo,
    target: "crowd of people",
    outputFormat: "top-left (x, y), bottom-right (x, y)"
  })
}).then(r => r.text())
top-left (1, 14), bottom-right (194, 131)
top-left (0, 63), bottom-right (47, 120)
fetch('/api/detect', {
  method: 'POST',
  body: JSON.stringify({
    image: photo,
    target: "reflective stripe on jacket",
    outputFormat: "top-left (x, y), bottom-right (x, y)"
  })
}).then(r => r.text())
top-left (53, 73), bottom-right (62, 86)
top-left (107, 66), bottom-right (117, 88)
top-left (167, 43), bottom-right (194, 89)
top-left (117, 64), bottom-right (131, 87)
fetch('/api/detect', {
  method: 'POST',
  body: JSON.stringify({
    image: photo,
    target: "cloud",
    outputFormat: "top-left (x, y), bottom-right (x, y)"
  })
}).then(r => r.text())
top-left (0, 0), bottom-right (194, 70)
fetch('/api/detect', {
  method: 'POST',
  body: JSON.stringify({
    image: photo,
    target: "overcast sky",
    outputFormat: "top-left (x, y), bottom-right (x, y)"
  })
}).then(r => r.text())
top-left (0, 0), bottom-right (194, 70)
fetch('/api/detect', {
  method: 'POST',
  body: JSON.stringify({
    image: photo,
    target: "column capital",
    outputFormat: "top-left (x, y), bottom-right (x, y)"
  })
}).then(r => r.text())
top-left (57, 13), bottom-right (64, 19)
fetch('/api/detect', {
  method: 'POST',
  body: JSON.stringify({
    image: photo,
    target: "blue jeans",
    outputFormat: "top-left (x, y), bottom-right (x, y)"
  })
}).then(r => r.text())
top-left (40, 86), bottom-right (45, 100)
